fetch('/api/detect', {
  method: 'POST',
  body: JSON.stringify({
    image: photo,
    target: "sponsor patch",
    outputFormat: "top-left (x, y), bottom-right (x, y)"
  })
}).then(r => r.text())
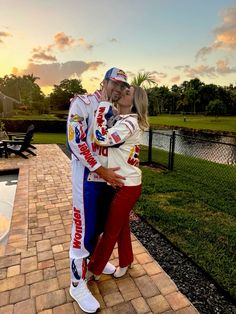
top-left (72, 259), bottom-right (80, 280)
top-left (127, 145), bottom-right (140, 166)
top-left (95, 130), bottom-right (105, 142)
top-left (70, 114), bottom-right (84, 122)
top-left (111, 131), bottom-right (121, 143)
top-left (78, 143), bottom-right (97, 168)
top-left (75, 126), bottom-right (81, 143)
top-left (68, 125), bottom-right (75, 141)
top-left (73, 207), bottom-right (82, 249)
top-left (96, 106), bottom-right (106, 127)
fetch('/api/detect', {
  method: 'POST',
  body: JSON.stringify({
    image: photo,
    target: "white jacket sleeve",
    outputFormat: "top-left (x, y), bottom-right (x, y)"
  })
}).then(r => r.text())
top-left (67, 97), bottom-right (101, 171)
top-left (93, 101), bottom-right (136, 147)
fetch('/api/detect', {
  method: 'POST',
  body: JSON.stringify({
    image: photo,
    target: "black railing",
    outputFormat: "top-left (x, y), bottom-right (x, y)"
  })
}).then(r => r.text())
top-left (142, 128), bottom-right (236, 169)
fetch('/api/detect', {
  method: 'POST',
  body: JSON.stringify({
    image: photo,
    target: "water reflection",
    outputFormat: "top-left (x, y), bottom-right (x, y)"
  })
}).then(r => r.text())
top-left (142, 129), bottom-right (236, 165)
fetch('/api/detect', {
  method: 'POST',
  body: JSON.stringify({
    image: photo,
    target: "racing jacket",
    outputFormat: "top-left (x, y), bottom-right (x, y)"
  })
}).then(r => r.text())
top-left (67, 91), bottom-right (108, 172)
top-left (94, 101), bottom-right (142, 186)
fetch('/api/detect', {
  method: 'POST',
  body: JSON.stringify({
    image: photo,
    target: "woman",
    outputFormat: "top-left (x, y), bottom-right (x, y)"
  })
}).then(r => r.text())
top-left (88, 85), bottom-right (149, 278)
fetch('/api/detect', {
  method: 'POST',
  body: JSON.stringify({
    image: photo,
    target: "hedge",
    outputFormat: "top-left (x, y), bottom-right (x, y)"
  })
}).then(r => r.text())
top-left (1, 119), bottom-right (66, 133)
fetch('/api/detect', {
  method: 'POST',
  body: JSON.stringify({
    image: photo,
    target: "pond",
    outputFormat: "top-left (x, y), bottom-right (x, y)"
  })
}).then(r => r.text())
top-left (142, 129), bottom-right (236, 165)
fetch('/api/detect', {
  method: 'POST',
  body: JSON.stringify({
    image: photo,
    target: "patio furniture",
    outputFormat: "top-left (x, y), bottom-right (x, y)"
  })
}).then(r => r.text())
top-left (7, 124), bottom-right (36, 150)
top-left (2, 126), bottom-right (36, 159)
top-left (0, 141), bottom-right (6, 158)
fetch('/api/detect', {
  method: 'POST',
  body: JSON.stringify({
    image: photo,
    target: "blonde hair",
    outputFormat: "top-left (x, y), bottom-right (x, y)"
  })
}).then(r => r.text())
top-left (132, 85), bottom-right (149, 130)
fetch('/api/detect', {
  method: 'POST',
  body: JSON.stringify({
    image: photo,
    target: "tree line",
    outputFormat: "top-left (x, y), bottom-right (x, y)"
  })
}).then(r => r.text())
top-left (0, 74), bottom-right (236, 116)
top-left (146, 78), bottom-right (236, 116)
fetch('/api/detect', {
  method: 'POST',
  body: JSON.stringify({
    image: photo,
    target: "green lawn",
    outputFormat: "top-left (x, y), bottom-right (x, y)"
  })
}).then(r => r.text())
top-left (149, 114), bottom-right (236, 133)
top-left (137, 148), bottom-right (236, 299)
top-left (34, 133), bottom-right (67, 144)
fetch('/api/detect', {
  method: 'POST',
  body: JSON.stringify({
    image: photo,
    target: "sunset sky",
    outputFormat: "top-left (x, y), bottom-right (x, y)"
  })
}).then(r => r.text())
top-left (0, 0), bottom-right (236, 95)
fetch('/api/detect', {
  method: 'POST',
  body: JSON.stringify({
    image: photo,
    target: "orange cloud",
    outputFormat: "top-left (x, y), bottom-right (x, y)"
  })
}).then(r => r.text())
top-left (184, 64), bottom-right (216, 78)
top-left (175, 60), bottom-right (236, 78)
top-left (216, 59), bottom-right (236, 74)
top-left (196, 5), bottom-right (236, 59)
top-left (78, 37), bottom-right (93, 50)
top-left (54, 32), bottom-right (77, 50)
top-left (14, 60), bottom-right (104, 87)
top-left (30, 32), bottom-right (78, 62)
top-left (0, 31), bottom-right (12, 43)
top-left (170, 75), bottom-right (180, 83)
top-left (30, 49), bottom-right (57, 62)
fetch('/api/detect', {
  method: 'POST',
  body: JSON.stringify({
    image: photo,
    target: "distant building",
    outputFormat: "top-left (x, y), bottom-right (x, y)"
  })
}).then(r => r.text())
top-left (0, 92), bottom-right (21, 118)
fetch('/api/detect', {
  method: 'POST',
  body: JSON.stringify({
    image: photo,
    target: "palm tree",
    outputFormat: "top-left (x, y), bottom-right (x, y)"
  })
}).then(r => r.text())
top-left (131, 72), bottom-right (156, 87)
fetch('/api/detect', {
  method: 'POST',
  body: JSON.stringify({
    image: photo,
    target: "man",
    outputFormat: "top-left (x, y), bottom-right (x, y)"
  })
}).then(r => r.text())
top-left (67, 68), bottom-right (129, 313)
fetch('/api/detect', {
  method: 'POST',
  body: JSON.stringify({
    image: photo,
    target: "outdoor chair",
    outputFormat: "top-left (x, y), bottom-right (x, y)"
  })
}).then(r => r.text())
top-left (0, 143), bottom-right (5, 158)
top-left (6, 124), bottom-right (36, 150)
top-left (2, 126), bottom-right (37, 159)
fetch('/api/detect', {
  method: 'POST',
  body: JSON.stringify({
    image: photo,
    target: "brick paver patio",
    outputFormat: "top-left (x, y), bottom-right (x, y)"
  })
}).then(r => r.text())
top-left (0, 145), bottom-right (199, 314)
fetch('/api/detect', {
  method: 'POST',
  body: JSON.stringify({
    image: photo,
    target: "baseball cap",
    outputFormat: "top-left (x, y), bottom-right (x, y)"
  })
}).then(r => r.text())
top-left (104, 67), bottom-right (130, 87)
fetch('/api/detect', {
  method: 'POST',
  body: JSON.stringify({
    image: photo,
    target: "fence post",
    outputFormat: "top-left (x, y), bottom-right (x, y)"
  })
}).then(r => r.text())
top-left (168, 130), bottom-right (176, 170)
top-left (148, 128), bottom-right (153, 164)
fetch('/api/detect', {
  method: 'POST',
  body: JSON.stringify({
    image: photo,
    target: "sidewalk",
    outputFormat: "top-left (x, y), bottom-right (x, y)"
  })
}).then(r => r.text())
top-left (0, 145), bottom-right (199, 314)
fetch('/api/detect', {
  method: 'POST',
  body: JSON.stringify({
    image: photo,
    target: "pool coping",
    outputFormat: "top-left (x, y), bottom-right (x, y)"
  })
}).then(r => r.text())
top-left (0, 166), bottom-right (29, 256)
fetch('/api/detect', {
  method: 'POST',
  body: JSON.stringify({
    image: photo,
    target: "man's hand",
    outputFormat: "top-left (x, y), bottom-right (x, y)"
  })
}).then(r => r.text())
top-left (95, 166), bottom-right (125, 188)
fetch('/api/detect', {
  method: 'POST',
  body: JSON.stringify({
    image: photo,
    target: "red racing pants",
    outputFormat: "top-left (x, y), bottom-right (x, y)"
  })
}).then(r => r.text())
top-left (88, 184), bottom-right (142, 275)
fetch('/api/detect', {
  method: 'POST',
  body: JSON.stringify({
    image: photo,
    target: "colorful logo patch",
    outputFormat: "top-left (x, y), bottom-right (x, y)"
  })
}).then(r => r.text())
top-left (68, 125), bottom-right (75, 141)
top-left (72, 259), bottom-right (80, 280)
top-left (111, 131), bottom-right (121, 143)
top-left (117, 69), bottom-right (127, 79)
top-left (127, 145), bottom-right (140, 166)
top-left (70, 114), bottom-right (84, 122)
top-left (95, 130), bottom-right (105, 142)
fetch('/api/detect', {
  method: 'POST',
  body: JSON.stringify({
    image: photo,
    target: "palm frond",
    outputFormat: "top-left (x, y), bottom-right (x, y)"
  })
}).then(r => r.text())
top-left (131, 72), bottom-right (156, 87)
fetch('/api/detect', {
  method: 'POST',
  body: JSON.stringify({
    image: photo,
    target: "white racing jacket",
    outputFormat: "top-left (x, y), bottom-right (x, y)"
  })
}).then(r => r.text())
top-left (67, 91), bottom-right (109, 172)
top-left (93, 101), bottom-right (142, 186)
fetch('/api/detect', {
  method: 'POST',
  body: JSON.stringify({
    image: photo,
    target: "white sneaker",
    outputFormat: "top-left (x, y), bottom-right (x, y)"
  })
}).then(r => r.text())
top-left (70, 280), bottom-right (100, 313)
top-left (102, 262), bottom-right (116, 275)
top-left (113, 264), bottom-right (133, 278)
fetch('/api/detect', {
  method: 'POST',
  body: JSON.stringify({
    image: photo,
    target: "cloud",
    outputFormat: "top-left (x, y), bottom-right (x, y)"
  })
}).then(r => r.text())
top-left (170, 75), bottom-right (180, 83)
top-left (196, 5), bottom-right (236, 59)
top-left (78, 37), bottom-right (93, 50)
top-left (108, 38), bottom-right (118, 43)
top-left (30, 47), bottom-right (57, 62)
top-left (30, 32), bottom-right (93, 62)
top-left (14, 60), bottom-right (104, 86)
top-left (216, 59), bottom-right (236, 74)
top-left (150, 71), bottom-right (167, 79)
top-left (175, 59), bottom-right (236, 79)
top-left (184, 64), bottom-right (216, 78)
top-left (0, 31), bottom-right (12, 43)
top-left (53, 32), bottom-right (77, 50)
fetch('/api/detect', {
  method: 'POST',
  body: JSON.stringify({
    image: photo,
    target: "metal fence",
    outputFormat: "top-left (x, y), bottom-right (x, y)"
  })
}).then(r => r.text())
top-left (141, 128), bottom-right (236, 186)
